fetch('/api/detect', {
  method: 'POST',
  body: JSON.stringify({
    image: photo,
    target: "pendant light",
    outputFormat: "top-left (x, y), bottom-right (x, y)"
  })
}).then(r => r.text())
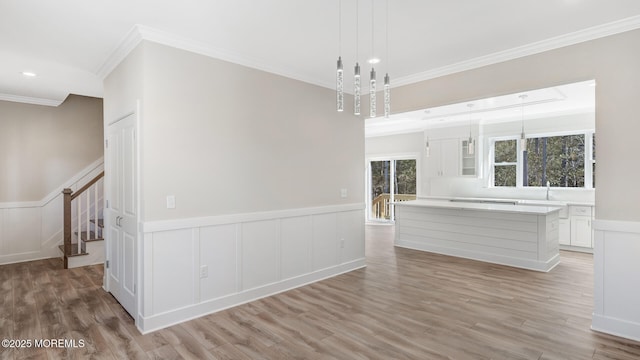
top-left (369, 0), bottom-right (376, 118)
top-left (467, 103), bottom-right (475, 155)
top-left (519, 94), bottom-right (528, 152)
top-left (336, 0), bottom-right (344, 112)
top-left (383, 0), bottom-right (390, 118)
top-left (425, 137), bottom-right (431, 157)
top-left (354, 0), bottom-right (361, 115)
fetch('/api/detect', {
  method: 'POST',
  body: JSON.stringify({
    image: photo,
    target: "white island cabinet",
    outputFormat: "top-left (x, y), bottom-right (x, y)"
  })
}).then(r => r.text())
top-left (394, 199), bottom-right (562, 272)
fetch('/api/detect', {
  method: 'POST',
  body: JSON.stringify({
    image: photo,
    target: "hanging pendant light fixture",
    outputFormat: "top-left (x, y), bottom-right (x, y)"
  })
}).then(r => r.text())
top-left (354, 0), bottom-right (361, 115)
top-left (336, 0), bottom-right (344, 112)
top-left (383, 0), bottom-right (390, 118)
top-left (519, 94), bottom-right (528, 152)
top-left (369, 0), bottom-right (376, 118)
top-left (425, 137), bottom-right (431, 157)
top-left (467, 103), bottom-right (475, 155)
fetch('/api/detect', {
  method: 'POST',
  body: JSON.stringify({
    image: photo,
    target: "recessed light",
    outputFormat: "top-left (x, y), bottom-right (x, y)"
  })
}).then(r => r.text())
top-left (22, 71), bottom-right (37, 77)
top-left (368, 58), bottom-right (380, 64)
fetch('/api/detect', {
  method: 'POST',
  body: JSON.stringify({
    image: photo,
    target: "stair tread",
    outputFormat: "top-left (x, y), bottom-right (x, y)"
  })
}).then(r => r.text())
top-left (58, 244), bottom-right (88, 257)
top-left (90, 219), bottom-right (104, 228)
top-left (74, 231), bottom-right (104, 242)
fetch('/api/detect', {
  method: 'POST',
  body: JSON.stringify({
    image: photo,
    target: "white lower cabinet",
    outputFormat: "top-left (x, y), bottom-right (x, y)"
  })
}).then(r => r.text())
top-left (559, 218), bottom-right (570, 246)
top-left (558, 205), bottom-right (594, 249)
top-left (570, 216), bottom-right (593, 248)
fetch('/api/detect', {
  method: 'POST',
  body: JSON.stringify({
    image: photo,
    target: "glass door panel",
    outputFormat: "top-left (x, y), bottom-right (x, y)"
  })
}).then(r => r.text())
top-left (394, 159), bottom-right (417, 203)
top-left (369, 159), bottom-right (417, 222)
top-left (370, 161), bottom-right (391, 221)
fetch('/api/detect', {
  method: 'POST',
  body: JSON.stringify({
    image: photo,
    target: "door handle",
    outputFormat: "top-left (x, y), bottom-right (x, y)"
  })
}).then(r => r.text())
top-left (115, 216), bottom-right (122, 227)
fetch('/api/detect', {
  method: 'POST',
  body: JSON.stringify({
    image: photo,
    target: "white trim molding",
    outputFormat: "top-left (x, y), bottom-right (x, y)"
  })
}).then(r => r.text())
top-left (0, 93), bottom-right (64, 107)
top-left (592, 219), bottom-right (640, 342)
top-left (142, 203), bottom-right (365, 233)
top-left (393, 15), bottom-right (640, 88)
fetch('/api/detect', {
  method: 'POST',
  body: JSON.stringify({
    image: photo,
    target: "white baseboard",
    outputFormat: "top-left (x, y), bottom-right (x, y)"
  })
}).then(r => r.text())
top-left (592, 313), bottom-right (640, 342)
top-left (137, 259), bottom-right (365, 334)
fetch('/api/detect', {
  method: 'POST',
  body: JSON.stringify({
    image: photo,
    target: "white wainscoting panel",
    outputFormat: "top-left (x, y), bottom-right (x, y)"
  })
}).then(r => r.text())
top-left (200, 224), bottom-right (238, 301)
top-left (593, 220), bottom-right (640, 342)
top-left (5, 207), bottom-right (41, 254)
top-left (151, 229), bottom-right (196, 314)
top-left (339, 209), bottom-right (366, 263)
top-left (280, 216), bottom-right (312, 279)
top-left (241, 220), bottom-right (280, 290)
top-left (312, 213), bottom-right (339, 271)
top-left (137, 204), bottom-right (365, 334)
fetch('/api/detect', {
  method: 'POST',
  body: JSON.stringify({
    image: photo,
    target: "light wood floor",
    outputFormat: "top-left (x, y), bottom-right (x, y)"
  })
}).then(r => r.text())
top-left (2, 225), bottom-right (640, 359)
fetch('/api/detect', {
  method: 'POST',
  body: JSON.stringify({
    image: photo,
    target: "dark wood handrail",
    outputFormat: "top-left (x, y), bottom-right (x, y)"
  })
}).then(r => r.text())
top-left (62, 171), bottom-right (105, 269)
top-left (70, 171), bottom-right (104, 201)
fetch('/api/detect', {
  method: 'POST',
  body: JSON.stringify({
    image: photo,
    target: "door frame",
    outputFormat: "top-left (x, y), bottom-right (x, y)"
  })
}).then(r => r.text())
top-left (365, 153), bottom-right (421, 223)
top-left (104, 102), bottom-right (141, 322)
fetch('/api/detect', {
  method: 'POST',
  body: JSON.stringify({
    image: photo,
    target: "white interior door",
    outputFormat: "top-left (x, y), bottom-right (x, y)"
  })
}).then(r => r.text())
top-left (106, 113), bottom-right (137, 317)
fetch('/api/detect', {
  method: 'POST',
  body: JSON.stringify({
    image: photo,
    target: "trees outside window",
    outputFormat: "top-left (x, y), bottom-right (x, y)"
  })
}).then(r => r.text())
top-left (525, 134), bottom-right (585, 187)
top-left (491, 132), bottom-right (594, 188)
top-left (493, 139), bottom-right (517, 187)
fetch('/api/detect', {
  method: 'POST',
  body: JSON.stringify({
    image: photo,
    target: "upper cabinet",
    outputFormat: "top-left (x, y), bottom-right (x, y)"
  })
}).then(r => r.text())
top-left (461, 139), bottom-right (476, 176)
top-left (426, 137), bottom-right (477, 178)
top-left (425, 138), bottom-right (460, 177)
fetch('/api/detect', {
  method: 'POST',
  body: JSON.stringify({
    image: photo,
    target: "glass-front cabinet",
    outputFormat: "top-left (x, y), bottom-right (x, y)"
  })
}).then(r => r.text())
top-left (461, 139), bottom-right (476, 176)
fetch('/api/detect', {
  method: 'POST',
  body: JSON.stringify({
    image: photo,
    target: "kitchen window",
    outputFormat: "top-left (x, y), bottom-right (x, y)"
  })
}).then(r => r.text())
top-left (493, 138), bottom-right (518, 187)
top-left (491, 132), bottom-right (595, 188)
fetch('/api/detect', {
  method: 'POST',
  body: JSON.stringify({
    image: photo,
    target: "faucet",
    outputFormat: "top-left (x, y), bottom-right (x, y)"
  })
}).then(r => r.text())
top-left (546, 181), bottom-right (551, 200)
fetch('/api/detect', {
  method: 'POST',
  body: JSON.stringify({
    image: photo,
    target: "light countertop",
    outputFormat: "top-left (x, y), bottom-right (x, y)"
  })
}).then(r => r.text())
top-left (417, 196), bottom-right (594, 207)
top-left (394, 199), bottom-right (562, 215)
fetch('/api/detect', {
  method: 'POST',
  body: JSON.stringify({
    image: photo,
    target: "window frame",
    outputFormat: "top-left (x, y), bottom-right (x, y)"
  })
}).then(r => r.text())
top-left (489, 131), bottom-right (595, 189)
top-left (490, 136), bottom-right (519, 187)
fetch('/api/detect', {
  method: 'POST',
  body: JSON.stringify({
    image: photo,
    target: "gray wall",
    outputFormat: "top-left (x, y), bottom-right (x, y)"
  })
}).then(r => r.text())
top-left (0, 95), bottom-right (103, 202)
top-left (106, 41), bottom-right (364, 222)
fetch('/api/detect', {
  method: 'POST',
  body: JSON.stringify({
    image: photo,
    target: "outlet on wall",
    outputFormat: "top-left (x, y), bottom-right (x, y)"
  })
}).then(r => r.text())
top-left (200, 265), bottom-right (208, 278)
top-left (340, 238), bottom-right (345, 248)
top-left (166, 195), bottom-right (176, 209)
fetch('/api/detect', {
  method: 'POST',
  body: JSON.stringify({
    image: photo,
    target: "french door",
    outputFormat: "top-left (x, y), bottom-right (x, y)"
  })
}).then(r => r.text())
top-left (367, 158), bottom-right (417, 222)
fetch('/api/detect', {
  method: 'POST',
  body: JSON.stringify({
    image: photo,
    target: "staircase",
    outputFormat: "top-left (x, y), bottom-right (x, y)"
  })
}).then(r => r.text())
top-left (59, 172), bottom-right (105, 269)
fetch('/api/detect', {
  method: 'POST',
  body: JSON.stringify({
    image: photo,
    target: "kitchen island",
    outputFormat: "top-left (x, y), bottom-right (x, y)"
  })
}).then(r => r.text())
top-left (394, 199), bottom-right (562, 272)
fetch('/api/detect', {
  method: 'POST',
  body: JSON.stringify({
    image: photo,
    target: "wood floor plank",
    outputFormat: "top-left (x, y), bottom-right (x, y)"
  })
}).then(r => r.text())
top-left (2, 224), bottom-right (640, 359)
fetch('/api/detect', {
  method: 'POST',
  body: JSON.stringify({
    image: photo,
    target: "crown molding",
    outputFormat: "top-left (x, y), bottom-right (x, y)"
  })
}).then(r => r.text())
top-left (97, 24), bottom-right (332, 89)
top-left (0, 93), bottom-right (62, 107)
top-left (392, 15), bottom-right (640, 88)
top-left (96, 15), bottom-right (640, 90)
top-left (96, 25), bottom-right (144, 79)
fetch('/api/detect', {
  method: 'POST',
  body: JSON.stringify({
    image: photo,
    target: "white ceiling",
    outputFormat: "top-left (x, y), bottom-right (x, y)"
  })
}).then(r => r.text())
top-left (2, 1), bottom-right (640, 106)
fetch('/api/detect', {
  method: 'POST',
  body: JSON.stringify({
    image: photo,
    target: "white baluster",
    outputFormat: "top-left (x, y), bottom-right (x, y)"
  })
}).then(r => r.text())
top-left (94, 182), bottom-right (99, 238)
top-left (86, 187), bottom-right (90, 242)
top-left (77, 194), bottom-right (81, 254)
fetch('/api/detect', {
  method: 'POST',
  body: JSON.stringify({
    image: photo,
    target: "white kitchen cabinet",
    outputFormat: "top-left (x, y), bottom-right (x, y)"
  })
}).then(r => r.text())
top-left (426, 138), bottom-right (459, 177)
top-left (461, 139), bottom-right (476, 176)
top-left (559, 218), bottom-right (570, 246)
top-left (558, 205), bottom-right (594, 249)
top-left (570, 216), bottom-right (592, 248)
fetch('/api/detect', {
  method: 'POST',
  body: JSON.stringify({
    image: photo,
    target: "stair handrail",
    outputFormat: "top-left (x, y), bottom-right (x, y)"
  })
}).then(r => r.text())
top-left (62, 171), bottom-right (104, 268)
